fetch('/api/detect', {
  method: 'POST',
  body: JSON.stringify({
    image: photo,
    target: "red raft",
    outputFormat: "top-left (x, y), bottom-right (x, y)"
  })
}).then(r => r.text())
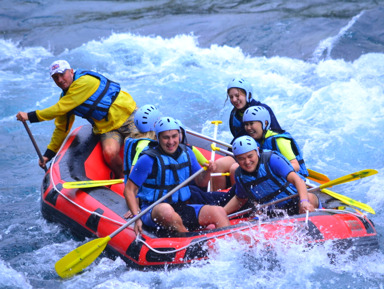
top-left (41, 125), bottom-right (380, 269)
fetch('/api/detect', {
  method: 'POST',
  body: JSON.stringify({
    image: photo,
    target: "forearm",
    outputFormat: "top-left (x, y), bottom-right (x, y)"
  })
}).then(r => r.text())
top-left (224, 196), bottom-right (247, 215)
top-left (288, 172), bottom-right (308, 200)
top-left (124, 181), bottom-right (140, 215)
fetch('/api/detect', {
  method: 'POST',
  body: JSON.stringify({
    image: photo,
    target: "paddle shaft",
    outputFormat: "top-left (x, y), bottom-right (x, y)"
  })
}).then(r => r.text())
top-left (22, 121), bottom-right (47, 172)
top-left (207, 121), bottom-right (222, 191)
top-left (228, 193), bottom-right (299, 218)
top-left (212, 145), bottom-right (234, 157)
top-left (110, 167), bottom-right (205, 238)
top-left (227, 169), bottom-right (377, 218)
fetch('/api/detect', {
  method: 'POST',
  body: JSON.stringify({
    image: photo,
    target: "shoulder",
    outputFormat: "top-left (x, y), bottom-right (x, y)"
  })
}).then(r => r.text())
top-left (72, 72), bottom-right (99, 87)
top-left (268, 152), bottom-right (294, 175)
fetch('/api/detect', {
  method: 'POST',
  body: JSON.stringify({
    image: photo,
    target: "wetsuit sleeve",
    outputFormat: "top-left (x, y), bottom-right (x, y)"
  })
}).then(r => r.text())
top-left (132, 140), bottom-right (150, 167)
top-left (191, 146), bottom-right (208, 166)
top-left (268, 153), bottom-right (294, 179)
top-left (128, 154), bottom-right (154, 187)
top-left (45, 113), bottom-right (75, 157)
top-left (35, 76), bottom-right (99, 121)
top-left (275, 138), bottom-right (296, 161)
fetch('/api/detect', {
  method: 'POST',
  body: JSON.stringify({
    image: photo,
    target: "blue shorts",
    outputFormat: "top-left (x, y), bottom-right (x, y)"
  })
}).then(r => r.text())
top-left (140, 202), bottom-right (204, 231)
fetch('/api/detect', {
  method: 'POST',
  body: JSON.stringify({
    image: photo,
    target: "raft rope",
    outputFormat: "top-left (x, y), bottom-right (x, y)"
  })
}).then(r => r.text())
top-left (134, 221), bottom-right (259, 255)
top-left (48, 133), bottom-right (126, 227)
top-left (46, 133), bottom-right (368, 254)
top-left (135, 208), bottom-right (367, 255)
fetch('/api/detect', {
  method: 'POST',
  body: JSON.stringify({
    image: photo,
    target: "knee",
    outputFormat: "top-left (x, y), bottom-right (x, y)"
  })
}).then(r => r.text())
top-left (102, 143), bottom-right (120, 161)
top-left (309, 193), bottom-right (319, 208)
top-left (153, 204), bottom-right (175, 223)
top-left (215, 157), bottom-right (236, 173)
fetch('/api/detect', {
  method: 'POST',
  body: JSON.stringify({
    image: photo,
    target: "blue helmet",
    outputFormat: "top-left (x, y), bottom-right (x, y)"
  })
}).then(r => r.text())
top-left (155, 116), bottom-right (180, 139)
top-left (227, 78), bottom-right (253, 103)
top-left (134, 104), bottom-right (160, 133)
top-left (243, 106), bottom-right (271, 131)
top-left (232, 136), bottom-right (259, 156)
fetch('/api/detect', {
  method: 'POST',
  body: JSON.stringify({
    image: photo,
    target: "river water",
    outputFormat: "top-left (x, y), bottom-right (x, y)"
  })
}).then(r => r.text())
top-left (1, 1), bottom-right (384, 288)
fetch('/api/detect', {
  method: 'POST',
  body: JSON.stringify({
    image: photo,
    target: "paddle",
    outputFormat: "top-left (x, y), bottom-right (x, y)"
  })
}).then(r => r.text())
top-left (227, 169), bottom-right (377, 218)
top-left (320, 188), bottom-right (375, 214)
top-left (211, 144), bottom-right (331, 185)
top-left (55, 167), bottom-right (206, 278)
top-left (207, 121), bottom-right (222, 191)
top-left (22, 121), bottom-right (47, 172)
top-left (307, 169), bottom-right (330, 184)
top-left (188, 129), bottom-right (333, 185)
top-left (63, 178), bottom-right (124, 189)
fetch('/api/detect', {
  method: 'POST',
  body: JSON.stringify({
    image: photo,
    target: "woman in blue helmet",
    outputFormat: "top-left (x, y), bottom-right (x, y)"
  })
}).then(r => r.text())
top-left (242, 106), bottom-right (309, 177)
top-left (227, 78), bottom-right (282, 140)
top-left (124, 116), bottom-right (230, 234)
top-left (123, 104), bottom-right (160, 184)
top-left (224, 136), bottom-right (318, 216)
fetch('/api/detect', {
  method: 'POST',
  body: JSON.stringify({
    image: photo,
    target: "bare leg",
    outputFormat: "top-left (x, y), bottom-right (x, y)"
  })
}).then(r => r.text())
top-left (308, 192), bottom-right (319, 208)
top-left (212, 156), bottom-right (236, 191)
top-left (198, 205), bottom-right (230, 228)
top-left (152, 203), bottom-right (188, 232)
top-left (101, 137), bottom-right (124, 178)
top-left (229, 162), bottom-right (239, 186)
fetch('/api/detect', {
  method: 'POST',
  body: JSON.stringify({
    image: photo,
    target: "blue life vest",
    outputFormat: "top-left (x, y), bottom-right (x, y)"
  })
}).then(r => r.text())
top-left (123, 137), bottom-right (156, 183)
top-left (137, 144), bottom-right (193, 203)
top-left (235, 150), bottom-right (298, 205)
top-left (229, 99), bottom-right (282, 138)
top-left (62, 70), bottom-right (121, 125)
top-left (263, 131), bottom-right (308, 177)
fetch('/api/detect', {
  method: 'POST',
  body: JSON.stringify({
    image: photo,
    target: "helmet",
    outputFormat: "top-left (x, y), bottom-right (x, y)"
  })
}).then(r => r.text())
top-left (227, 78), bottom-right (253, 102)
top-left (134, 104), bottom-right (160, 133)
top-left (175, 119), bottom-right (187, 142)
top-left (232, 136), bottom-right (259, 156)
top-left (174, 119), bottom-right (185, 132)
top-left (155, 116), bottom-right (180, 139)
top-left (243, 106), bottom-right (271, 131)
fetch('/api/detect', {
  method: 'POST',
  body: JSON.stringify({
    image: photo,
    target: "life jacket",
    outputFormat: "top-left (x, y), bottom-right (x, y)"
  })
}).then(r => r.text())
top-left (262, 131), bottom-right (308, 177)
top-left (62, 70), bottom-right (121, 127)
top-left (137, 144), bottom-right (193, 203)
top-left (229, 99), bottom-right (282, 138)
top-left (123, 137), bottom-right (156, 183)
top-left (235, 150), bottom-right (298, 205)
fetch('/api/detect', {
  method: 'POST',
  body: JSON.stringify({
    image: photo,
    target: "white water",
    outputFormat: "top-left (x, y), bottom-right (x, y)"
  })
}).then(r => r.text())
top-left (0, 32), bottom-right (383, 288)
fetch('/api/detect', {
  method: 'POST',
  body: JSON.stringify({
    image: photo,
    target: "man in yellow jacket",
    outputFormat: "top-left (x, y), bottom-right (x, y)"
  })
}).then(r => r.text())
top-left (16, 60), bottom-right (138, 178)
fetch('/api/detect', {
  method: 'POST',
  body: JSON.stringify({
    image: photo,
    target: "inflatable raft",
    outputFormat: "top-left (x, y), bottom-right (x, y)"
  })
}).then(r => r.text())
top-left (41, 125), bottom-right (380, 270)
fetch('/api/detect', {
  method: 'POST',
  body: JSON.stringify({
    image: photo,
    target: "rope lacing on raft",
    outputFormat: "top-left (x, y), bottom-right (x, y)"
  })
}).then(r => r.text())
top-left (48, 133), bottom-right (126, 227)
top-left (47, 136), bottom-right (366, 255)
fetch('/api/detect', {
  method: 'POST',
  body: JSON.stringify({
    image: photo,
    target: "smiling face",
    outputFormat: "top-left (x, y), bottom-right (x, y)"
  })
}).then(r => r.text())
top-left (228, 88), bottom-right (247, 110)
top-left (51, 69), bottom-right (74, 91)
top-left (235, 149), bottom-right (259, 173)
top-left (244, 121), bottom-right (264, 141)
top-left (158, 129), bottom-right (180, 154)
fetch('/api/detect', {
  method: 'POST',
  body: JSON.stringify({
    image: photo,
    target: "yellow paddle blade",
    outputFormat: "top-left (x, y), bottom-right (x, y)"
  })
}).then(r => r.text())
top-left (319, 169), bottom-right (378, 189)
top-left (321, 188), bottom-right (375, 215)
top-left (63, 179), bottom-right (124, 189)
top-left (55, 236), bottom-right (111, 279)
top-left (307, 169), bottom-right (330, 184)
